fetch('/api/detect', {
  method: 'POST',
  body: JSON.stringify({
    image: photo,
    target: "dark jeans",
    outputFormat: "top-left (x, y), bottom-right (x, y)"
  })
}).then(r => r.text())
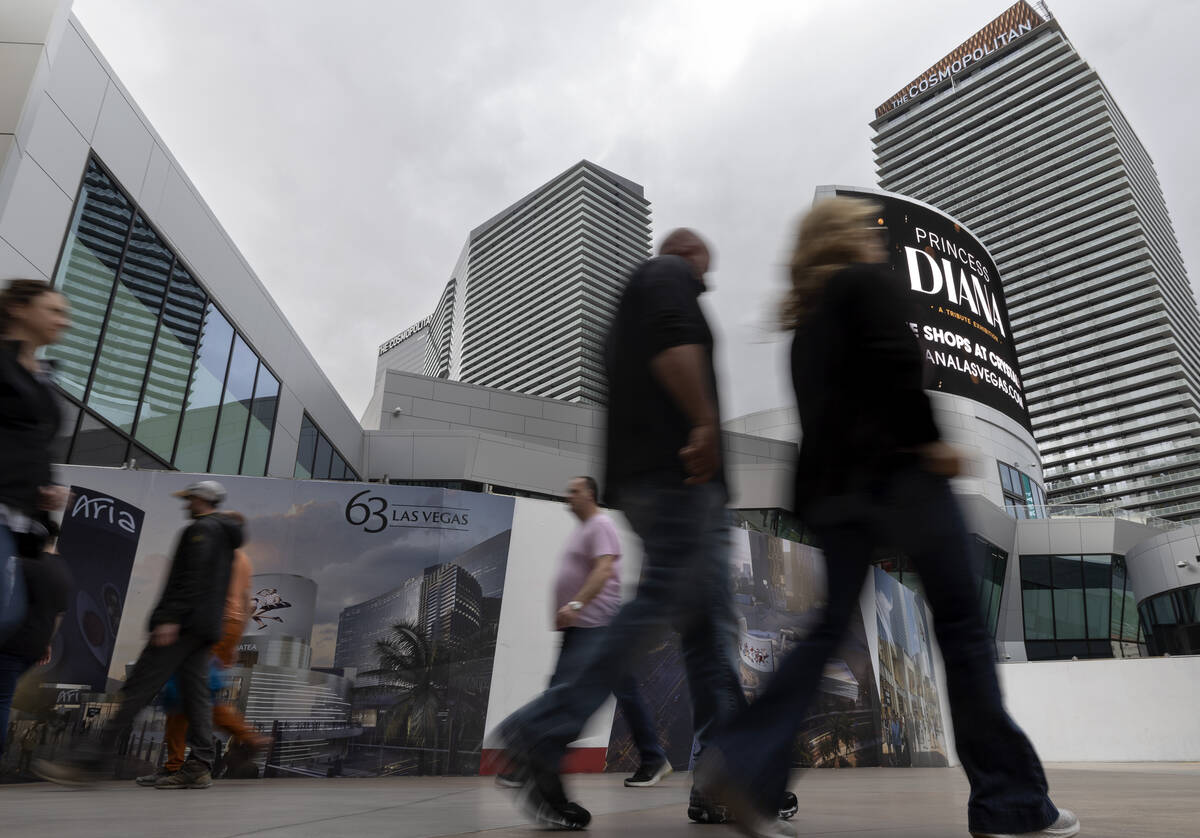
top-left (502, 482), bottom-right (744, 770)
top-left (552, 626), bottom-right (666, 765)
top-left (100, 634), bottom-right (215, 769)
top-left (711, 467), bottom-right (1058, 835)
top-left (0, 650), bottom-right (30, 755)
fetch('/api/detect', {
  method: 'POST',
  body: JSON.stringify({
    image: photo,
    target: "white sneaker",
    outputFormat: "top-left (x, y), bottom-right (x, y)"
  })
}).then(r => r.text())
top-left (971, 808), bottom-right (1080, 838)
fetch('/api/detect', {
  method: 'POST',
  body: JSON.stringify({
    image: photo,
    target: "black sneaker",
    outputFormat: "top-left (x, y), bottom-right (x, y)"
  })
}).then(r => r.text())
top-left (778, 791), bottom-right (798, 820)
top-left (624, 758), bottom-right (674, 788)
top-left (494, 723), bottom-right (591, 830)
top-left (495, 771), bottom-right (524, 789)
top-left (515, 765), bottom-right (591, 830)
top-left (687, 788), bottom-right (799, 823)
top-left (688, 788), bottom-right (732, 824)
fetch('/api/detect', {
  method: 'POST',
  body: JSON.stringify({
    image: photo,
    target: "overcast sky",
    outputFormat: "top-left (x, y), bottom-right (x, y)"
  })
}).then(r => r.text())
top-left (71, 0), bottom-right (1199, 421)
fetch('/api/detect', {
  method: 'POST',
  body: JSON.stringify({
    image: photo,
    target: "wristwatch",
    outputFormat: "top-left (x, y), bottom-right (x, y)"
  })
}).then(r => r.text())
top-left (567, 600), bottom-right (584, 611)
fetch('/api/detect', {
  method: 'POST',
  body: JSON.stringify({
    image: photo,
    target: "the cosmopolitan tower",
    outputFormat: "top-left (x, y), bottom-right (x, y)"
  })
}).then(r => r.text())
top-left (872, 2), bottom-right (1200, 521)
top-left (371, 161), bottom-right (651, 407)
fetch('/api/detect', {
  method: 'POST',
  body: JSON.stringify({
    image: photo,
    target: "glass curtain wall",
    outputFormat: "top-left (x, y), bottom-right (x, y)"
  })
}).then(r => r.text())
top-left (998, 462), bottom-right (1048, 519)
top-left (1138, 585), bottom-right (1200, 656)
top-left (1020, 554), bottom-right (1141, 660)
top-left (293, 414), bottom-right (358, 481)
top-left (46, 156), bottom-right (279, 475)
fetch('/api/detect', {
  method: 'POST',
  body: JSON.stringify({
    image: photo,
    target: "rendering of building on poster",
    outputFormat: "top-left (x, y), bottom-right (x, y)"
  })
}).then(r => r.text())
top-left (818, 185), bottom-right (1032, 432)
top-left (3, 467), bottom-right (516, 779)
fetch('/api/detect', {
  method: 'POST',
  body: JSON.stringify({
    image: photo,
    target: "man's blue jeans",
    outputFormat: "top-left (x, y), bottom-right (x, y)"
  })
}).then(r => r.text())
top-left (551, 626), bottom-right (666, 766)
top-left (709, 467), bottom-right (1059, 835)
top-left (501, 482), bottom-right (744, 769)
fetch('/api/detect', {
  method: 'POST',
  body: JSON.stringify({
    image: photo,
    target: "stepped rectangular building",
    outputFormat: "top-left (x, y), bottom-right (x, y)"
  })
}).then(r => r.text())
top-left (368, 161), bottom-right (651, 412)
top-left (872, 2), bottom-right (1200, 521)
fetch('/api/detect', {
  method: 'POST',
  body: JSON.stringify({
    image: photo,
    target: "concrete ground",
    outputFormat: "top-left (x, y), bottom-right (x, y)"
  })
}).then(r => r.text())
top-left (2, 764), bottom-right (1196, 837)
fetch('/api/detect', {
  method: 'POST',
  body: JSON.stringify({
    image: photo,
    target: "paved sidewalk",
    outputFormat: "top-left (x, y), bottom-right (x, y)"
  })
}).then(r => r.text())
top-left (2, 764), bottom-right (1196, 837)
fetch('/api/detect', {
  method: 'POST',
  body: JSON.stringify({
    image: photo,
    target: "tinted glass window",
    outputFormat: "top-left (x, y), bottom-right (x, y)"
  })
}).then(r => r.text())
top-left (1021, 555), bottom-right (1054, 640)
top-left (209, 336), bottom-right (257, 474)
top-left (48, 161), bottom-right (133, 399)
top-left (294, 415), bottom-right (318, 478)
top-left (86, 214), bottom-right (171, 431)
top-left (174, 304), bottom-right (233, 471)
top-left (1082, 555), bottom-right (1111, 640)
top-left (241, 366), bottom-right (279, 477)
top-left (312, 434), bottom-right (333, 480)
top-left (1050, 555), bottom-right (1085, 639)
top-left (69, 413), bottom-right (128, 467)
top-left (134, 264), bottom-right (204, 461)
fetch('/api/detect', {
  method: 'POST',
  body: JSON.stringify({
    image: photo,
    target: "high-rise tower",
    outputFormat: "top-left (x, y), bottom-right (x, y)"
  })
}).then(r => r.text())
top-left (371, 161), bottom-right (651, 407)
top-left (872, 2), bottom-right (1200, 521)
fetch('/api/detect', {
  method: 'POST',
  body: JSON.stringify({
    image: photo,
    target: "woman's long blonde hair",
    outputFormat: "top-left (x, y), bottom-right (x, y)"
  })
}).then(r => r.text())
top-left (780, 196), bottom-right (883, 329)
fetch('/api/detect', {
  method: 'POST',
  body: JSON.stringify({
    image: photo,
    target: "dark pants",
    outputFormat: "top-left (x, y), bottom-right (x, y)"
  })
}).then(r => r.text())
top-left (0, 651), bottom-right (30, 754)
top-left (710, 467), bottom-right (1058, 835)
top-left (502, 482), bottom-right (744, 770)
top-left (100, 634), bottom-right (215, 769)
top-left (552, 626), bottom-right (666, 765)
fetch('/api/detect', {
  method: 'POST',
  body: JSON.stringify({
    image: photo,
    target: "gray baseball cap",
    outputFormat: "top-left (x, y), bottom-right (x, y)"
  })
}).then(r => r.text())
top-left (171, 480), bottom-right (227, 504)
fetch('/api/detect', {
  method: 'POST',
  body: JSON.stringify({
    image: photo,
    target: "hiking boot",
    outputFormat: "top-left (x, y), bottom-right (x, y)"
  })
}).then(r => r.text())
top-left (624, 757), bottom-right (673, 788)
top-left (970, 809), bottom-right (1080, 838)
top-left (136, 769), bottom-right (174, 787)
top-left (155, 760), bottom-right (212, 789)
top-left (32, 756), bottom-right (109, 788)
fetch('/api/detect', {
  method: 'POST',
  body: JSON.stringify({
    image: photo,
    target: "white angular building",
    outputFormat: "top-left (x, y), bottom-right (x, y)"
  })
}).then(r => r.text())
top-left (366, 161), bottom-right (651, 412)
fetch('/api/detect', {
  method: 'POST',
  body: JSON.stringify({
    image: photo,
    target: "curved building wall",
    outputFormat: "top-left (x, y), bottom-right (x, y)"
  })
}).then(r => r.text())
top-left (1125, 524), bottom-right (1200, 655)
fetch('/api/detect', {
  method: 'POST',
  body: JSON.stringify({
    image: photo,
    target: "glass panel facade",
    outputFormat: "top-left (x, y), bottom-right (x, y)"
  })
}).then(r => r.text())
top-left (133, 264), bottom-right (205, 460)
top-left (48, 161), bottom-right (133, 398)
top-left (998, 462), bottom-right (1047, 519)
top-left (209, 336), bottom-right (257, 474)
top-left (1082, 555), bottom-right (1111, 640)
top-left (70, 413), bottom-right (128, 467)
top-left (1050, 555), bottom-right (1085, 640)
top-left (1021, 555), bottom-right (1054, 640)
top-left (975, 536), bottom-right (1008, 638)
top-left (174, 304), bottom-right (233, 472)
top-left (293, 413), bottom-right (358, 481)
top-left (85, 214), bottom-right (172, 431)
top-left (49, 156), bottom-right (280, 476)
top-left (241, 367), bottom-right (279, 477)
top-left (1139, 585), bottom-right (1200, 656)
top-left (1020, 554), bottom-right (1139, 660)
top-left (294, 415), bottom-right (318, 479)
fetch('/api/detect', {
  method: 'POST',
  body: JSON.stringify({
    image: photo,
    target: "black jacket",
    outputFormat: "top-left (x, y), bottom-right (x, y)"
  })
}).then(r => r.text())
top-left (603, 255), bottom-right (727, 504)
top-left (149, 512), bottom-right (243, 643)
top-left (0, 340), bottom-right (62, 515)
top-left (791, 264), bottom-right (939, 512)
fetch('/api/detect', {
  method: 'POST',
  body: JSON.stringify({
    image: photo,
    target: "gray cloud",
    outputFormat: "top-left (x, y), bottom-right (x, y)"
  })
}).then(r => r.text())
top-left (71, 0), bottom-right (1200, 420)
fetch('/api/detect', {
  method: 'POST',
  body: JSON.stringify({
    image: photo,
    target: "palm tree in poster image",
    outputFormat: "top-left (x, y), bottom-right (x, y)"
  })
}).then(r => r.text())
top-left (373, 621), bottom-right (495, 774)
top-left (829, 711), bottom-right (856, 767)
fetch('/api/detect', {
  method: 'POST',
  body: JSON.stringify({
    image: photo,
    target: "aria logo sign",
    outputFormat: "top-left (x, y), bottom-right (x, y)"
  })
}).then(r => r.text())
top-left (345, 490), bottom-right (472, 534)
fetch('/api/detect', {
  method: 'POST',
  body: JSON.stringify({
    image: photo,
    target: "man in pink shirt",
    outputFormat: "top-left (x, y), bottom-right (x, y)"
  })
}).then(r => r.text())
top-left (503, 475), bottom-right (670, 788)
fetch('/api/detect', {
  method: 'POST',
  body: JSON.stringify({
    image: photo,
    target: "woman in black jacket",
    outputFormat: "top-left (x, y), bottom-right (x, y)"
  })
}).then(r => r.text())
top-left (0, 278), bottom-right (70, 756)
top-left (695, 199), bottom-right (1077, 838)
top-left (0, 278), bottom-right (69, 540)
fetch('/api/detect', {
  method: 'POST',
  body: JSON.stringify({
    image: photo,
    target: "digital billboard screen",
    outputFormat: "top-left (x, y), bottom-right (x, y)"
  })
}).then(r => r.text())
top-left (830, 187), bottom-right (1032, 432)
